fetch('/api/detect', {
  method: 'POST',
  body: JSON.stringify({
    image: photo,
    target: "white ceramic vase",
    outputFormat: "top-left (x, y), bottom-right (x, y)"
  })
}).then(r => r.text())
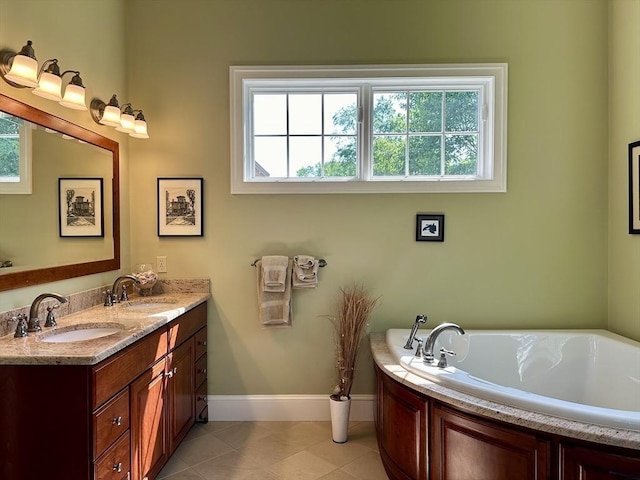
top-left (329, 395), bottom-right (351, 443)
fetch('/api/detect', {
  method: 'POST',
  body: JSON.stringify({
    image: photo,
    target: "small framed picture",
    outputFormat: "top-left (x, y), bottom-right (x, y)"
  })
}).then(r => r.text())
top-left (157, 177), bottom-right (204, 237)
top-left (629, 141), bottom-right (640, 234)
top-left (416, 214), bottom-right (445, 242)
top-left (58, 178), bottom-right (104, 237)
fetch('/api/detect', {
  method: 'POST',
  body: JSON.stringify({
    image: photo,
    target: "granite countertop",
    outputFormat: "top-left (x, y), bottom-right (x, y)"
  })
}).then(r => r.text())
top-left (0, 292), bottom-right (210, 366)
top-left (370, 331), bottom-right (640, 451)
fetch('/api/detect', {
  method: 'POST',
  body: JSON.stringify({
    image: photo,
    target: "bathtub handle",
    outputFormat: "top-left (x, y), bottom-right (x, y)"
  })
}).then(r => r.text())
top-left (437, 348), bottom-right (456, 368)
top-left (415, 339), bottom-right (424, 357)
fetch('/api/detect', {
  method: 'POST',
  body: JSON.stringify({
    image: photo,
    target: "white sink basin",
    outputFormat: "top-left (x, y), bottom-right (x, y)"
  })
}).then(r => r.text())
top-left (41, 325), bottom-right (124, 343)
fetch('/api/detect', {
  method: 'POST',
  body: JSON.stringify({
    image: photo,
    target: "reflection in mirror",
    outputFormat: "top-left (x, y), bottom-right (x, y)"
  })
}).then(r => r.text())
top-left (0, 93), bottom-right (120, 292)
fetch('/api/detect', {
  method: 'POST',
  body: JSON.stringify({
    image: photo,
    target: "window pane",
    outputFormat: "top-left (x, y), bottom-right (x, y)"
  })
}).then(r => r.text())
top-left (290, 136), bottom-right (321, 177)
top-left (254, 136), bottom-right (287, 177)
top-left (0, 114), bottom-right (21, 180)
top-left (290, 94), bottom-right (321, 135)
top-left (445, 91), bottom-right (478, 132)
top-left (445, 134), bottom-right (478, 175)
top-left (373, 135), bottom-right (406, 176)
top-left (373, 93), bottom-right (406, 134)
top-left (253, 94), bottom-right (287, 135)
top-left (409, 92), bottom-right (442, 133)
top-left (324, 136), bottom-right (356, 177)
top-left (409, 136), bottom-right (442, 175)
top-left (324, 94), bottom-right (357, 135)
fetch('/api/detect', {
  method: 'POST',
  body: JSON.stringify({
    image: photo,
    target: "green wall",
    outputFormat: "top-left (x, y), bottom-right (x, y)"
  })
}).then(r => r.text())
top-left (124, 0), bottom-right (612, 396)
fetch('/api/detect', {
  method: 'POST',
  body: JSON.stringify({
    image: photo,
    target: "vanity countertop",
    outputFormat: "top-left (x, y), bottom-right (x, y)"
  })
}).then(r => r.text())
top-left (0, 292), bottom-right (209, 366)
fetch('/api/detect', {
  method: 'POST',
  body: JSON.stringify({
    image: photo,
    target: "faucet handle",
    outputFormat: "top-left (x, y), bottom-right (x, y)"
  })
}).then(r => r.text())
top-left (13, 314), bottom-right (28, 338)
top-left (119, 284), bottom-right (130, 302)
top-left (44, 304), bottom-right (60, 327)
top-left (437, 348), bottom-right (456, 368)
top-left (104, 289), bottom-right (114, 307)
top-left (414, 338), bottom-right (423, 357)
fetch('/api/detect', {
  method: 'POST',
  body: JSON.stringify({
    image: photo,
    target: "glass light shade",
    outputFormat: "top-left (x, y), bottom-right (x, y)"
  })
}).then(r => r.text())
top-left (59, 83), bottom-right (87, 110)
top-left (100, 105), bottom-right (121, 126)
top-left (32, 72), bottom-right (62, 101)
top-left (4, 54), bottom-right (38, 87)
top-left (116, 113), bottom-right (136, 133)
top-left (130, 119), bottom-right (149, 138)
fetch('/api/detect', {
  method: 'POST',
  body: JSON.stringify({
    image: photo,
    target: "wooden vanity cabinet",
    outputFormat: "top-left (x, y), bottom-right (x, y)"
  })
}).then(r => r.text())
top-left (0, 301), bottom-right (208, 480)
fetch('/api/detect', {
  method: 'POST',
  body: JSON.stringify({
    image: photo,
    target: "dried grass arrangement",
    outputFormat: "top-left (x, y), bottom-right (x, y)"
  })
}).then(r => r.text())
top-left (329, 283), bottom-right (380, 400)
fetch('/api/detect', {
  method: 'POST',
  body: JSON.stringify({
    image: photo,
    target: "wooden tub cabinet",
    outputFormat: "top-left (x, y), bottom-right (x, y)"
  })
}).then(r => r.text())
top-left (0, 302), bottom-right (208, 480)
top-left (375, 364), bottom-right (640, 480)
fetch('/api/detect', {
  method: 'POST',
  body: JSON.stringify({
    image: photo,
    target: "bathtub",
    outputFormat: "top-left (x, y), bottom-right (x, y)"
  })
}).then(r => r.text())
top-left (386, 328), bottom-right (640, 431)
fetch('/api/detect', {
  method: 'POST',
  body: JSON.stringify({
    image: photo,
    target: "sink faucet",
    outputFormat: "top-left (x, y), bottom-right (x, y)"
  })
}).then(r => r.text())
top-left (108, 275), bottom-right (140, 305)
top-left (403, 314), bottom-right (427, 349)
top-left (27, 293), bottom-right (69, 333)
top-left (422, 322), bottom-right (465, 364)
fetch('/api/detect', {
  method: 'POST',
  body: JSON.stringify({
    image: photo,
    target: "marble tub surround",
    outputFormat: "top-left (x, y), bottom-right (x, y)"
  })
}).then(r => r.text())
top-left (370, 332), bottom-right (640, 451)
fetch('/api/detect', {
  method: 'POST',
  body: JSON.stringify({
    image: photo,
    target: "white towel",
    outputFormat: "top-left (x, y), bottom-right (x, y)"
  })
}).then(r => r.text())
top-left (292, 255), bottom-right (319, 289)
top-left (257, 259), bottom-right (292, 327)
top-left (261, 255), bottom-right (289, 292)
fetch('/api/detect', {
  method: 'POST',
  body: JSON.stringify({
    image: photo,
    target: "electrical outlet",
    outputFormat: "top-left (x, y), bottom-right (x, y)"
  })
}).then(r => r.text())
top-left (157, 256), bottom-right (167, 273)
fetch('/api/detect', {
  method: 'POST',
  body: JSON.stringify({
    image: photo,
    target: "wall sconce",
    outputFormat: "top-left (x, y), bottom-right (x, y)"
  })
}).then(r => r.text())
top-left (0, 40), bottom-right (87, 110)
top-left (90, 95), bottom-right (149, 139)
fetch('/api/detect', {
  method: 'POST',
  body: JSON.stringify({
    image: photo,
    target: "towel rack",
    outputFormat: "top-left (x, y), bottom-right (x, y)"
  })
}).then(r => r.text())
top-left (251, 258), bottom-right (327, 267)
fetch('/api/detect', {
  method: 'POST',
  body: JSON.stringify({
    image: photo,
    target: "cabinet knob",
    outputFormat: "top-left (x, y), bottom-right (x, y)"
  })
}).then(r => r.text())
top-left (112, 462), bottom-right (123, 472)
top-left (199, 340), bottom-right (207, 346)
top-left (112, 416), bottom-right (122, 426)
top-left (198, 368), bottom-right (207, 374)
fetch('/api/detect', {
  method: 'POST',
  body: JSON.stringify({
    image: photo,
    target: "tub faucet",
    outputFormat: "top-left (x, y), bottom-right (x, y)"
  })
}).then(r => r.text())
top-left (27, 293), bottom-right (69, 333)
top-left (108, 275), bottom-right (141, 305)
top-left (404, 314), bottom-right (427, 349)
top-left (422, 322), bottom-right (465, 364)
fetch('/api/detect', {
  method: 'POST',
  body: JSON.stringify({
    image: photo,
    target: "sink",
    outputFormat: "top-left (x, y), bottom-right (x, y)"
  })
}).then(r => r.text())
top-left (41, 324), bottom-right (124, 343)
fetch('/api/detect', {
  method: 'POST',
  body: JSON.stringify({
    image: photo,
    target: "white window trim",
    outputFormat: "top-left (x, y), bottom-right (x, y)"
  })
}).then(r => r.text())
top-left (230, 64), bottom-right (507, 194)
top-left (0, 121), bottom-right (32, 194)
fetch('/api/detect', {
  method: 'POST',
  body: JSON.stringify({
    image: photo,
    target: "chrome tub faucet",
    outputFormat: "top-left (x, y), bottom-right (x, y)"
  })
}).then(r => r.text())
top-left (422, 322), bottom-right (465, 365)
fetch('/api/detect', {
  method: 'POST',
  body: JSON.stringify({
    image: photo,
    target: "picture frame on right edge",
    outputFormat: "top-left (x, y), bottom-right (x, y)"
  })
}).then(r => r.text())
top-left (629, 140), bottom-right (640, 234)
top-left (416, 214), bottom-right (445, 242)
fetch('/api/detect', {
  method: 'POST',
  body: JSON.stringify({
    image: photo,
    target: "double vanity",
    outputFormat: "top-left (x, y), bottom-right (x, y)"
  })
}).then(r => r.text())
top-left (0, 286), bottom-right (209, 480)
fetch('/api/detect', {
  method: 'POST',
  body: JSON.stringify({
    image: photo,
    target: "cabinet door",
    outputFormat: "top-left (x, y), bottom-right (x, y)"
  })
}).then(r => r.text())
top-left (131, 358), bottom-right (168, 480)
top-left (168, 338), bottom-right (195, 453)
top-left (560, 444), bottom-right (640, 480)
top-left (431, 404), bottom-right (550, 480)
top-left (376, 367), bottom-right (428, 480)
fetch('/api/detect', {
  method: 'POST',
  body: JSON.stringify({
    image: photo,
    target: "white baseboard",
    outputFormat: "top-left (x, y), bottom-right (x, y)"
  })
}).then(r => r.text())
top-left (208, 394), bottom-right (375, 422)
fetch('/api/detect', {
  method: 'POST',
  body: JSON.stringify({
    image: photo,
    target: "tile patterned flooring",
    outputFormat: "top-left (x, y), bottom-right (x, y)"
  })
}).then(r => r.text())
top-left (158, 421), bottom-right (389, 480)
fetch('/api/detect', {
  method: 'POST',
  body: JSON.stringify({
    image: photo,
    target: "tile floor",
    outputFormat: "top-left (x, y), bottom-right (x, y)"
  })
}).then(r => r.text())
top-left (157, 421), bottom-right (389, 480)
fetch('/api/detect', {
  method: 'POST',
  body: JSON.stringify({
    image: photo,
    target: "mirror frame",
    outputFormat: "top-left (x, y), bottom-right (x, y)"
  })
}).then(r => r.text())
top-left (0, 93), bottom-right (120, 292)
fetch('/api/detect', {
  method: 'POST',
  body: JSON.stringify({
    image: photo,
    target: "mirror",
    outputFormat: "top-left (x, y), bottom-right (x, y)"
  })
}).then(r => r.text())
top-left (0, 93), bottom-right (120, 292)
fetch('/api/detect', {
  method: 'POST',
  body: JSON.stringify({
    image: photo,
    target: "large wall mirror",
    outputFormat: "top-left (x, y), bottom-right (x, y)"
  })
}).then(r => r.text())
top-left (0, 93), bottom-right (120, 292)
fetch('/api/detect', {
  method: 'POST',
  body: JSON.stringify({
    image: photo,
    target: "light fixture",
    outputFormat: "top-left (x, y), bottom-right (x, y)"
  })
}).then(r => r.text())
top-left (130, 111), bottom-right (149, 139)
top-left (90, 95), bottom-right (149, 139)
top-left (58, 71), bottom-right (87, 110)
top-left (90, 94), bottom-right (121, 126)
top-left (32, 59), bottom-right (62, 100)
top-left (0, 40), bottom-right (38, 87)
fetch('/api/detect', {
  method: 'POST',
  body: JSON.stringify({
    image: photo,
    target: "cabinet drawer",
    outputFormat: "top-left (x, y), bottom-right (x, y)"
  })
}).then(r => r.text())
top-left (93, 389), bottom-right (130, 458)
top-left (93, 328), bottom-right (168, 409)
top-left (194, 327), bottom-right (207, 359)
top-left (169, 303), bottom-right (207, 351)
top-left (195, 381), bottom-right (207, 416)
top-left (94, 432), bottom-right (130, 480)
top-left (195, 353), bottom-right (207, 389)
top-left (197, 404), bottom-right (209, 423)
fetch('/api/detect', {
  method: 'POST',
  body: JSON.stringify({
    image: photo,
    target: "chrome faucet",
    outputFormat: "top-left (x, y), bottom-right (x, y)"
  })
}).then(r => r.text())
top-left (108, 275), bottom-right (140, 305)
top-left (422, 322), bottom-right (465, 365)
top-left (26, 293), bottom-right (69, 333)
top-left (403, 314), bottom-right (427, 349)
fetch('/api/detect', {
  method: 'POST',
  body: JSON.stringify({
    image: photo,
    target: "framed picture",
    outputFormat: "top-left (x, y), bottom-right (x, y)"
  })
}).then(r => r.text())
top-left (157, 177), bottom-right (204, 237)
top-left (58, 178), bottom-right (104, 237)
top-left (416, 214), bottom-right (445, 242)
top-left (629, 141), bottom-right (640, 234)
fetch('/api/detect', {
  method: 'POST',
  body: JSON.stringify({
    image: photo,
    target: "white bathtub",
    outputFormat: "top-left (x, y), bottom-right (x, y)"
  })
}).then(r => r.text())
top-left (386, 328), bottom-right (640, 431)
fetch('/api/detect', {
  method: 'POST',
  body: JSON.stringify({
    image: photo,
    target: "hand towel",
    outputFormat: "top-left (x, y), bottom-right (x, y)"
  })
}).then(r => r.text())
top-left (292, 254), bottom-right (319, 289)
top-left (261, 255), bottom-right (289, 292)
top-left (257, 259), bottom-right (293, 327)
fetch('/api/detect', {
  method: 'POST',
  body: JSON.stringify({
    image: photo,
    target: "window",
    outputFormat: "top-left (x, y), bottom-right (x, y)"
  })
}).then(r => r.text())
top-left (230, 64), bottom-right (507, 194)
top-left (0, 112), bottom-right (32, 194)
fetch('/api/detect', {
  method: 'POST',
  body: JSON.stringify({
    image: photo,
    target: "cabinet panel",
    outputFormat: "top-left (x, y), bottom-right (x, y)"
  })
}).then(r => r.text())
top-left (168, 338), bottom-right (195, 453)
top-left (93, 389), bottom-right (130, 458)
top-left (194, 326), bottom-right (207, 359)
top-left (93, 328), bottom-right (168, 409)
top-left (130, 358), bottom-right (168, 480)
top-left (168, 303), bottom-right (207, 351)
top-left (195, 353), bottom-right (207, 389)
top-left (560, 443), bottom-right (640, 480)
top-left (431, 404), bottom-right (550, 480)
top-left (94, 432), bottom-right (130, 480)
top-left (195, 381), bottom-right (208, 422)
